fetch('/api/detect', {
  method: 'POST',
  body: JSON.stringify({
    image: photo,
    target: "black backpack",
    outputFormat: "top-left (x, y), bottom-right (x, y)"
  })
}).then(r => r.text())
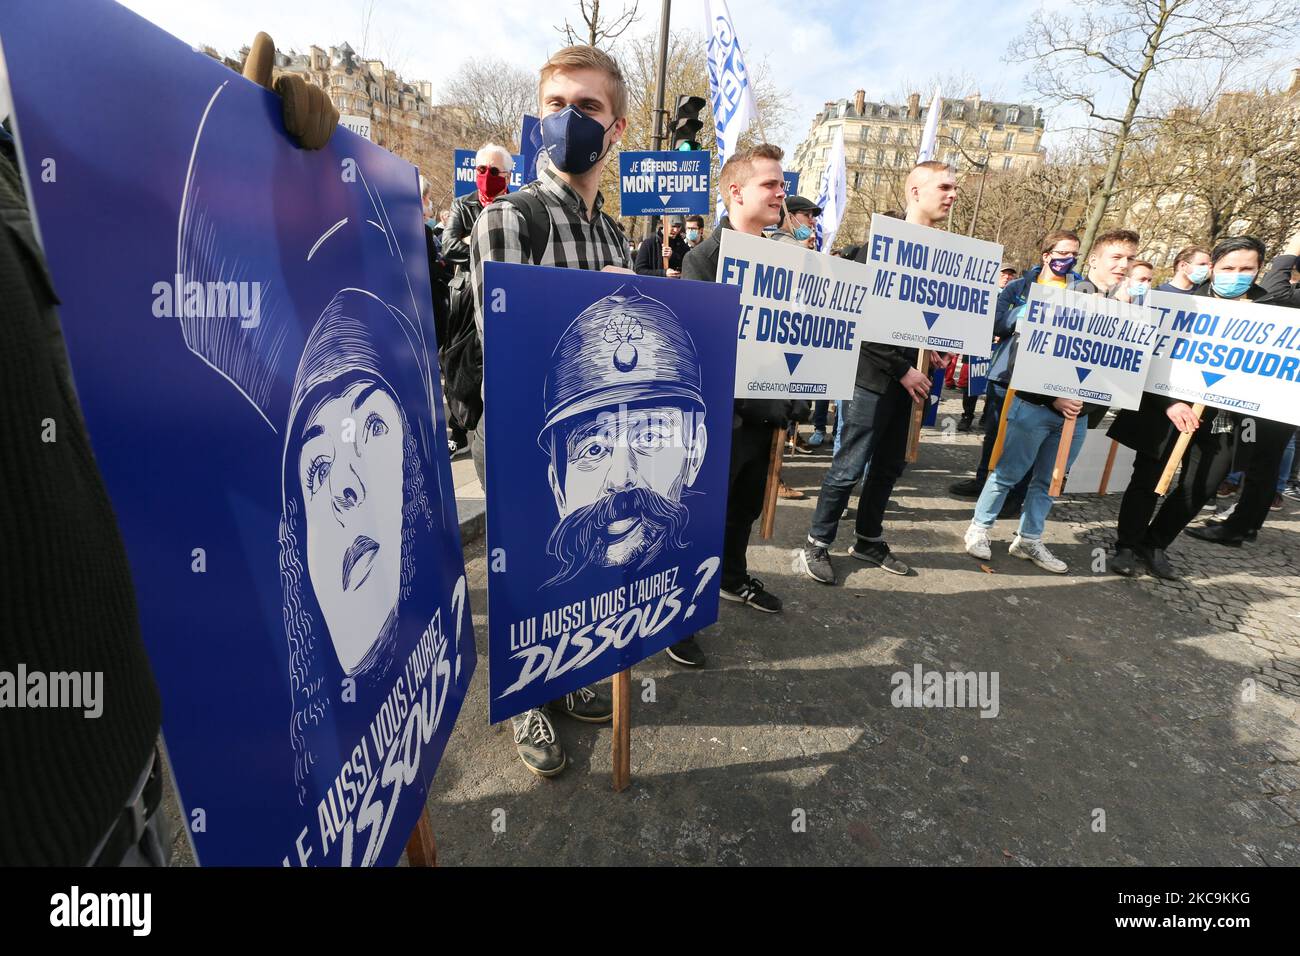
top-left (439, 191), bottom-right (552, 427)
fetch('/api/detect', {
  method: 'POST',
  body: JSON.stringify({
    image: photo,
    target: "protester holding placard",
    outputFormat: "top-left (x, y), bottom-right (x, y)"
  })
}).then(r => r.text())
top-left (799, 161), bottom-right (956, 584)
top-left (1155, 244), bottom-right (1211, 293)
top-left (949, 230), bottom-right (1083, 503)
top-left (634, 216), bottom-right (689, 277)
top-left (674, 143), bottom-right (794, 666)
top-left (962, 232), bottom-right (1142, 573)
top-left (469, 44), bottom-right (633, 776)
top-left (1109, 236), bottom-right (1276, 578)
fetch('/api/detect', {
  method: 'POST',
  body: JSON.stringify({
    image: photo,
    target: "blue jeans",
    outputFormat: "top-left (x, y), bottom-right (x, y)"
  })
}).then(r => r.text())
top-left (972, 398), bottom-right (1088, 539)
top-left (1278, 431), bottom-right (1296, 492)
top-left (833, 398), bottom-right (871, 479)
top-left (812, 400), bottom-right (830, 432)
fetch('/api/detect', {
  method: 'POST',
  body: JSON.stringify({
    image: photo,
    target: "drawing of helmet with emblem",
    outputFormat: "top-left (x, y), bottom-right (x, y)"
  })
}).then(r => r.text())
top-left (538, 285), bottom-right (708, 587)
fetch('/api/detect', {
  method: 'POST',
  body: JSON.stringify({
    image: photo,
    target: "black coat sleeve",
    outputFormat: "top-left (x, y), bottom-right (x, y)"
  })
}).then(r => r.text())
top-left (1258, 254), bottom-right (1299, 307)
top-left (634, 237), bottom-right (667, 277)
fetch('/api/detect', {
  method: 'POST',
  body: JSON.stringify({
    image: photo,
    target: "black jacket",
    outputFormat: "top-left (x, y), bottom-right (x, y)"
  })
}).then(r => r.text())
top-left (634, 230), bottom-right (690, 277)
top-left (1107, 281), bottom-right (1273, 457)
top-left (852, 240), bottom-right (919, 394)
top-left (0, 135), bottom-right (162, 865)
top-left (682, 217), bottom-right (796, 428)
top-left (443, 193), bottom-right (484, 272)
top-left (1259, 254), bottom-right (1299, 308)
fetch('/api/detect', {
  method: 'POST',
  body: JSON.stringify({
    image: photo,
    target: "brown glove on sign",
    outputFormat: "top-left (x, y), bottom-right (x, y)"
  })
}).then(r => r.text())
top-left (242, 32), bottom-right (339, 150)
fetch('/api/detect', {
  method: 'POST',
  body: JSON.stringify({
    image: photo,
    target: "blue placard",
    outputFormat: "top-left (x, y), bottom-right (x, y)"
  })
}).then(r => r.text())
top-left (454, 148), bottom-right (524, 197)
top-left (968, 356), bottom-right (990, 398)
top-left (783, 171), bottom-right (800, 197)
top-left (619, 150), bottom-right (711, 216)
top-left (923, 366), bottom-right (947, 426)
top-left (482, 264), bottom-right (739, 723)
top-left (2, 0), bottom-right (475, 866)
top-left (520, 114), bottom-right (544, 184)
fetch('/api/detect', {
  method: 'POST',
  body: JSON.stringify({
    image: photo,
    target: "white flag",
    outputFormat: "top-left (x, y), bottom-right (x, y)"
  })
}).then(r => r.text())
top-left (815, 126), bottom-right (847, 251)
top-left (703, 0), bottom-right (759, 168)
top-left (916, 86), bottom-right (943, 163)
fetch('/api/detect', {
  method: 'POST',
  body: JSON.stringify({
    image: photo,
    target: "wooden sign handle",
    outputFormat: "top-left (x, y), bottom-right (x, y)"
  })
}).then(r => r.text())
top-left (904, 350), bottom-right (931, 463)
top-left (759, 425), bottom-right (784, 540)
top-left (1097, 439), bottom-right (1119, 496)
top-left (404, 815), bottom-right (438, 867)
top-left (612, 669), bottom-right (631, 792)
top-left (1155, 403), bottom-right (1205, 496)
top-left (1048, 415), bottom-right (1077, 497)
top-left (988, 387), bottom-right (1017, 473)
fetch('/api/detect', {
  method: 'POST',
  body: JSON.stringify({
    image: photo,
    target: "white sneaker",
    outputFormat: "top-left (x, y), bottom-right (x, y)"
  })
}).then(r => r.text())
top-left (964, 524), bottom-right (992, 560)
top-left (1009, 535), bottom-right (1067, 573)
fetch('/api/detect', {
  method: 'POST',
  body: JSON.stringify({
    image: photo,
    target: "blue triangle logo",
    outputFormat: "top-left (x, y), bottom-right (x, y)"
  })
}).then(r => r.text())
top-left (922, 310), bottom-right (941, 330)
top-left (1075, 367), bottom-right (1092, 383)
top-left (784, 352), bottom-right (803, 374)
top-left (1202, 371), bottom-right (1225, 388)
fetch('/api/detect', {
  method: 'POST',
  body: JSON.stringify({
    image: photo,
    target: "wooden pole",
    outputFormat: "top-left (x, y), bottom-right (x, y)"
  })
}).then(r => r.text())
top-left (904, 350), bottom-right (931, 463)
top-left (611, 669), bottom-right (631, 792)
top-left (1048, 416), bottom-right (1077, 497)
top-left (759, 425), bottom-right (784, 540)
top-left (988, 388), bottom-right (1017, 473)
top-left (1155, 403), bottom-right (1204, 496)
top-left (1097, 439), bottom-right (1119, 496)
top-left (404, 815), bottom-right (437, 867)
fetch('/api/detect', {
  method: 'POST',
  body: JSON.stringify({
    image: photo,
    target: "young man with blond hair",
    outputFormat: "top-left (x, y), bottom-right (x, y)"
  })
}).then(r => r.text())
top-left (468, 44), bottom-right (634, 778)
top-left (668, 143), bottom-right (797, 668)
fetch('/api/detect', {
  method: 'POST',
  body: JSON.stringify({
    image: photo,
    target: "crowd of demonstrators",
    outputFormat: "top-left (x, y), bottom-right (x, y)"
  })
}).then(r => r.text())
top-left (797, 162), bottom-right (956, 586)
top-left (466, 45), bottom-right (635, 777)
top-left (672, 144), bottom-right (802, 667)
top-left (962, 230), bottom-right (1139, 574)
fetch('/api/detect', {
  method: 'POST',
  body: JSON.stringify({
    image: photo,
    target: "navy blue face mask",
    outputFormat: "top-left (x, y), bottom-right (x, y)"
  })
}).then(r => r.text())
top-left (541, 105), bottom-right (614, 175)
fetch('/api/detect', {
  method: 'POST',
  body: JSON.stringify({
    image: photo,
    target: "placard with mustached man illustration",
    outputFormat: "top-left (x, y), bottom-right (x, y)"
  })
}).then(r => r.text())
top-left (483, 264), bottom-right (739, 722)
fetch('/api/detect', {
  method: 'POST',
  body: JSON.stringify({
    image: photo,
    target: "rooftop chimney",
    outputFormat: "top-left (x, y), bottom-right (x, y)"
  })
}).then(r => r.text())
top-left (907, 92), bottom-right (920, 120)
top-left (854, 89), bottom-right (866, 116)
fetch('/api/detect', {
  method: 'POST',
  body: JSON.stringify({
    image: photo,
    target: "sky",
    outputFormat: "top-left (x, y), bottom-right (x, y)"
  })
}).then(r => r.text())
top-left (117, 0), bottom-right (1299, 156)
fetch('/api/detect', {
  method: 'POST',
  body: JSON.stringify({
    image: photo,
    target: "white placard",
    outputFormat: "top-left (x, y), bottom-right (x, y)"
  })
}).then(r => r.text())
top-left (1145, 289), bottom-right (1300, 427)
top-left (339, 113), bottom-right (372, 141)
top-left (716, 230), bottom-right (870, 400)
top-left (860, 213), bottom-right (1003, 356)
top-left (1009, 285), bottom-right (1158, 410)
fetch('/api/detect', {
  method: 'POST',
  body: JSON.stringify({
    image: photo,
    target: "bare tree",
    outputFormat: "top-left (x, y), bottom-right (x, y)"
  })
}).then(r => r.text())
top-left (557, 0), bottom-right (642, 48)
top-left (1010, 0), bottom-right (1300, 253)
top-left (439, 58), bottom-right (538, 150)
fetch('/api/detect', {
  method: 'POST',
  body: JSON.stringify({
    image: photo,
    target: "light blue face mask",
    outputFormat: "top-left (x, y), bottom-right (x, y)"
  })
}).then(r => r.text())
top-left (793, 224), bottom-right (813, 242)
top-left (686, 229), bottom-right (700, 243)
top-left (1128, 282), bottom-right (1150, 299)
top-left (1212, 272), bottom-right (1255, 298)
top-left (1187, 264), bottom-right (1210, 284)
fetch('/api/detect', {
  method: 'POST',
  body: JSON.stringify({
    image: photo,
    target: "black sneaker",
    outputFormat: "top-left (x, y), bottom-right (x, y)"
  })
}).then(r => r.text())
top-left (957, 417), bottom-right (974, 432)
top-left (848, 540), bottom-right (912, 575)
top-left (721, 576), bottom-right (782, 613)
top-left (666, 636), bottom-right (706, 667)
top-left (555, 685), bottom-right (612, 723)
top-left (511, 708), bottom-right (566, 777)
top-left (948, 477), bottom-right (984, 499)
top-left (1111, 547), bottom-right (1137, 576)
top-left (800, 544), bottom-right (836, 584)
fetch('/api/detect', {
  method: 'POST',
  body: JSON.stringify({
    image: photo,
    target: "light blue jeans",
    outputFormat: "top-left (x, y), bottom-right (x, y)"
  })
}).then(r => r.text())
top-left (973, 397), bottom-right (1089, 539)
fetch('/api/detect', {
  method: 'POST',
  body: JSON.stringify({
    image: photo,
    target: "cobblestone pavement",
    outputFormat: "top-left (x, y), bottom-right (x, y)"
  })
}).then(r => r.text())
top-left (162, 396), bottom-right (1300, 866)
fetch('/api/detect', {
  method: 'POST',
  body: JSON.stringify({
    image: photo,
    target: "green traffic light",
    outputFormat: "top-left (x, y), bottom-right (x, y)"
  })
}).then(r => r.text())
top-left (677, 141), bottom-right (694, 151)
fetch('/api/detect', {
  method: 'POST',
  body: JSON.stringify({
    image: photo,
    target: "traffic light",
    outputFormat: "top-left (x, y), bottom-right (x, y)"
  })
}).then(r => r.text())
top-left (670, 94), bottom-right (707, 151)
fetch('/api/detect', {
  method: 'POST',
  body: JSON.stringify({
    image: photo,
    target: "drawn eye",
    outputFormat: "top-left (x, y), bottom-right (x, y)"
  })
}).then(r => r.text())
top-left (573, 437), bottom-right (611, 465)
top-left (306, 455), bottom-right (332, 494)
top-left (365, 412), bottom-right (388, 439)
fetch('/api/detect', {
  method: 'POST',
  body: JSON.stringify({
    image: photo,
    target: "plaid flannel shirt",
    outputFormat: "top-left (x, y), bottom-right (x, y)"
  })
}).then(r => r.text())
top-left (469, 163), bottom-right (631, 341)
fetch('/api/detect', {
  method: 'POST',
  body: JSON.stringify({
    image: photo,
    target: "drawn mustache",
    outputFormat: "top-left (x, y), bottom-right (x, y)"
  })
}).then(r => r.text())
top-left (544, 487), bottom-right (689, 588)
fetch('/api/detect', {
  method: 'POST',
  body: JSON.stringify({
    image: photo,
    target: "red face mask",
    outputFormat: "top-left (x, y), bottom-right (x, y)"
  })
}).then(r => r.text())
top-left (476, 167), bottom-right (509, 201)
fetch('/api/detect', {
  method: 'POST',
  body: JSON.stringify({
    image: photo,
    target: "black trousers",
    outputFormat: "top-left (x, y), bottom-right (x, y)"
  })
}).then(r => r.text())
top-left (1224, 417), bottom-right (1294, 533)
top-left (1117, 430), bottom-right (1233, 550)
top-left (722, 422), bottom-right (775, 590)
